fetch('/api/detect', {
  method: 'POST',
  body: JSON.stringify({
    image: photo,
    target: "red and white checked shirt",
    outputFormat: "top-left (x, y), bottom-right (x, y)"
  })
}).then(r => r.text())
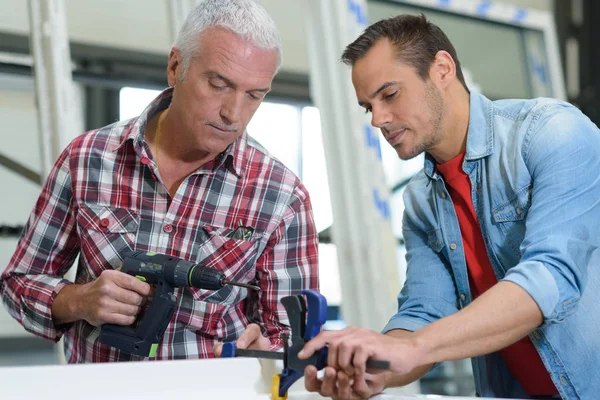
top-left (0, 88), bottom-right (319, 362)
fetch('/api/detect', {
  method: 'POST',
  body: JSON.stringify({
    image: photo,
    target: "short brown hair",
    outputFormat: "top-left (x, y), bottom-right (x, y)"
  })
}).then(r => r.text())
top-left (341, 14), bottom-right (469, 92)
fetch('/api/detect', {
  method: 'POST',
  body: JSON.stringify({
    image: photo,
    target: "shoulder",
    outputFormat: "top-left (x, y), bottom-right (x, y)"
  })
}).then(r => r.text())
top-left (489, 97), bottom-right (598, 156)
top-left (491, 97), bottom-right (590, 132)
top-left (71, 119), bottom-right (135, 154)
top-left (491, 97), bottom-right (567, 119)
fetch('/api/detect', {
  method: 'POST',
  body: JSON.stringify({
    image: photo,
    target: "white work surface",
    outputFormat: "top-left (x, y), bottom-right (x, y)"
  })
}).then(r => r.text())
top-left (0, 357), bottom-right (484, 400)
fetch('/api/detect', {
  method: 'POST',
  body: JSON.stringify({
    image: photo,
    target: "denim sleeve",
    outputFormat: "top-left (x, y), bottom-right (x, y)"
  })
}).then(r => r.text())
top-left (503, 105), bottom-right (600, 325)
top-left (382, 210), bottom-right (459, 334)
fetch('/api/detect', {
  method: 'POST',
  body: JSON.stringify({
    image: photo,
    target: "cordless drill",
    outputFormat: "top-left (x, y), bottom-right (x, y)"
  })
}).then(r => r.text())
top-left (99, 251), bottom-right (258, 357)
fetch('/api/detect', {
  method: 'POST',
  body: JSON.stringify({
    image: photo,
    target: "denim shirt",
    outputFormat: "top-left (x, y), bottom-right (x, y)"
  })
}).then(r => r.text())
top-left (383, 92), bottom-right (600, 399)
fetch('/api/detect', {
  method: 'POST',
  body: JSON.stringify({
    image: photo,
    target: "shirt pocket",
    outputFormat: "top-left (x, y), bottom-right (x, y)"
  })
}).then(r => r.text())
top-left (187, 225), bottom-right (261, 306)
top-left (491, 185), bottom-right (532, 255)
top-left (76, 203), bottom-right (139, 272)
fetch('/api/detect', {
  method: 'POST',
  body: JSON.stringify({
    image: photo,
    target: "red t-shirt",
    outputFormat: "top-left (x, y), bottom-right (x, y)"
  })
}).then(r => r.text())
top-left (437, 152), bottom-right (557, 396)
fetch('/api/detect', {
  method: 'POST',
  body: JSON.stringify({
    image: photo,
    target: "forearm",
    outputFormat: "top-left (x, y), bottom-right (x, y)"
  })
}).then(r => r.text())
top-left (414, 281), bottom-right (542, 366)
top-left (383, 329), bottom-right (433, 388)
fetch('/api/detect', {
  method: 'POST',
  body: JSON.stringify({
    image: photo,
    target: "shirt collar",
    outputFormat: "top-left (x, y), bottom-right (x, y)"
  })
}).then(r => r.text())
top-left (116, 87), bottom-right (172, 153)
top-left (464, 91), bottom-right (494, 161)
top-left (214, 131), bottom-right (247, 178)
top-left (424, 91), bottom-right (494, 178)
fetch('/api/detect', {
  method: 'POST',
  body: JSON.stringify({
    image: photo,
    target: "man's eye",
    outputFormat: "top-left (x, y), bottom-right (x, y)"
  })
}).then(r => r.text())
top-left (210, 82), bottom-right (226, 89)
top-left (364, 107), bottom-right (372, 114)
top-left (384, 91), bottom-right (397, 100)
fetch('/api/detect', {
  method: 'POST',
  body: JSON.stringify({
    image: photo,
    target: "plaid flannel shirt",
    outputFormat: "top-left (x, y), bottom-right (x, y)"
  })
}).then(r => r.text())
top-left (0, 88), bottom-right (319, 362)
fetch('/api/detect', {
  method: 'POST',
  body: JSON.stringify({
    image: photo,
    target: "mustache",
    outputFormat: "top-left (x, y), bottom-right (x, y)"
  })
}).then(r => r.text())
top-left (205, 122), bottom-right (241, 133)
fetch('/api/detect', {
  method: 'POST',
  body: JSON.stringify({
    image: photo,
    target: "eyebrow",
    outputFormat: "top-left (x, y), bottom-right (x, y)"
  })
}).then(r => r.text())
top-left (210, 72), bottom-right (270, 94)
top-left (358, 81), bottom-right (398, 107)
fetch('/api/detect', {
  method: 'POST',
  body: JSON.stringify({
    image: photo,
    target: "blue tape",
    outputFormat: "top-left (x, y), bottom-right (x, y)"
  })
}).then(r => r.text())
top-left (512, 8), bottom-right (528, 24)
top-left (364, 125), bottom-right (383, 160)
top-left (438, 0), bottom-right (451, 7)
top-left (347, 0), bottom-right (367, 26)
top-left (372, 188), bottom-right (391, 220)
top-left (475, 1), bottom-right (492, 18)
top-left (364, 124), bottom-right (372, 148)
top-left (375, 136), bottom-right (382, 160)
top-left (530, 55), bottom-right (549, 84)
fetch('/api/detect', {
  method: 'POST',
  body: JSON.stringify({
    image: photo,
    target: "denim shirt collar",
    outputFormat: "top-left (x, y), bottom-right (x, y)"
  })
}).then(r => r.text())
top-left (424, 91), bottom-right (495, 178)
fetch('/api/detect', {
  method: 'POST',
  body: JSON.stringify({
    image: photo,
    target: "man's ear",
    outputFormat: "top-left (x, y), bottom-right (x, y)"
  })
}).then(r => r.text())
top-left (430, 50), bottom-right (456, 90)
top-left (167, 48), bottom-right (182, 87)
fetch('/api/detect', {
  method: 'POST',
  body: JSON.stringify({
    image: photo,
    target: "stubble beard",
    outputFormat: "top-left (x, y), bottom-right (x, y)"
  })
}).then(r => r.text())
top-left (397, 82), bottom-right (445, 161)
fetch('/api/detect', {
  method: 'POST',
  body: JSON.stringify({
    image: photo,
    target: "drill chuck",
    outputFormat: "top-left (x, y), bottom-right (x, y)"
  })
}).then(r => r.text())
top-left (188, 264), bottom-right (224, 290)
top-left (189, 265), bottom-right (260, 291)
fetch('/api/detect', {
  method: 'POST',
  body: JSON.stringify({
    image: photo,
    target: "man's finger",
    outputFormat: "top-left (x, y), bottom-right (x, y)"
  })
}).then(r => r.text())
top-left (111, 286), bottom-right (146, 306)
top-left (237, 323), bottom-right (262, 349)
top-left (115, 272), bottom-right (152, 296)
top-left (352, 345), bottom-right (369, 376)
top-left (298, 331), bottom-right (334, 359)
top-left (213, 342), bottom-right (223, 357)
top-left (304, 365), bottom-right (321, 393)
top-left (352, 374), bottom-right (375, 399)
top-left (113, 302), bottom-right (141, 317)
top-left (337, 340), bottom-right (355, 377)
top-left (336, 370), bottom-right (357, 400)
top-left (105, 312), bottom-right (136, 326)
top-left (320, 366), bottom-right (337, 397)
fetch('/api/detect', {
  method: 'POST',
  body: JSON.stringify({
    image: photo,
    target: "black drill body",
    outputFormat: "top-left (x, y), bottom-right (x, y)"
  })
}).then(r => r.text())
top-left (121, 251), bottom-right (226, 290)
top-left (99, 251), bottom-right (257, 357)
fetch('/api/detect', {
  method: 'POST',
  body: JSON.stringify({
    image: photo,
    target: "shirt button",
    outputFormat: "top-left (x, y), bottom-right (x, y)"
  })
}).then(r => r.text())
top-left (450, 243), bottom-right (457, 250)
top-left (141, 156), bottom-right (150, 165)
top-left (223, 241), bottom-right (233, 250)
top-left (516, 208), bottom-right (521, 215)
top-left (163, 224), bottom-right (173, 233)
top-left (460, 294), bottom-right (466, 301)
top-left (441, 192), bottom-right (447, 199)
top-left (100, 218), bottom-right (110, 227)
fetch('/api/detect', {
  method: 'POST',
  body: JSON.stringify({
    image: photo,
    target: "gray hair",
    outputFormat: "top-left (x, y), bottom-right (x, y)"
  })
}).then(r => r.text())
top-left (173, 0), bottom-right (283, 79)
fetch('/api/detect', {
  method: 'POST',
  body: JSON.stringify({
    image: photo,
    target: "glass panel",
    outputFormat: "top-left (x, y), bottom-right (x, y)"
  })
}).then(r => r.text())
top-left (367, 1), bottom-right (539, 99)
top-left (247, 102), bottom-right (301, 176)
top-left (318, 243), bottom-right (342, 306)
top-left (523, 29), bottom-right (554, 97)
top-left (119, 87), bottom-right (161, 121)
top-left (301, 106), bottom-right (333, 232)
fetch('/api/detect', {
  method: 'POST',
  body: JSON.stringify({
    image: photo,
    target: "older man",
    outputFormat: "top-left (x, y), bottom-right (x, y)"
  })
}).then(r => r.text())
top-left (1, 0), bottom-right (318, 362)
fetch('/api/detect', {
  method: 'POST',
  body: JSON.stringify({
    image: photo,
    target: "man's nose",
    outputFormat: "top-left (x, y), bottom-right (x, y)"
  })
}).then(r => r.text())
top-left (220, 92), bottom-right (244, 125)
top-left (370, 106), bottom-right (391, 129)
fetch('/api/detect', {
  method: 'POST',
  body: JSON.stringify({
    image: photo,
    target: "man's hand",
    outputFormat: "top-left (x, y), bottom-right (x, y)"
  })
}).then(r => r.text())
top-left (52, 269), bottom-right (152, 326)
top-left (213, 323), bottom-right (271, 356)
top-left (299, 326), bottom-right (420, 376)
top-left (304, 365), bottom-right (386, 400)
top-left (299, 327), bottom-right (429, 399)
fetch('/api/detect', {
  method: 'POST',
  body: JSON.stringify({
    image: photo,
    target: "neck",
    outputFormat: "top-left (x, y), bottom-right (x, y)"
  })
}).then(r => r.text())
top-left (431, 86), bottom-right (470, 164)
top-left (158, 107), bottom-right (219, 168)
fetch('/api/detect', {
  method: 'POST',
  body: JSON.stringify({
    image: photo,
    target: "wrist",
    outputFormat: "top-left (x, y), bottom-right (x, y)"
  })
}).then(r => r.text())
top-left (52, 283), bottom-right (84, 324)
top-left (410, 330), bottom-right (433, 366)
